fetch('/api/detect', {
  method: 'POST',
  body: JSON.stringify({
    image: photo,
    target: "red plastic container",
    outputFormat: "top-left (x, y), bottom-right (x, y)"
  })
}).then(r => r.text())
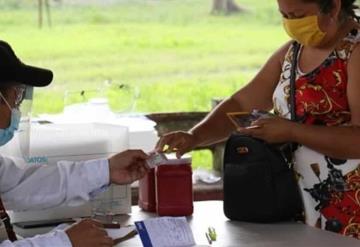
top-left (138, 168), bottom-right (156, 212)
top-left (155, 156), bottom-right (193, 216)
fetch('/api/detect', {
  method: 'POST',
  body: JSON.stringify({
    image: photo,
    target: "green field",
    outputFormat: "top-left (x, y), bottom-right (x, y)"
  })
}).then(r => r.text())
top-left (0, 0), bottom-right (290, 168)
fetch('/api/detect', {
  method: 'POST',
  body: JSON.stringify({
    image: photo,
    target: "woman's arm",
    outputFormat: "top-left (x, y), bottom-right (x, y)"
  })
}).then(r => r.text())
top-left (244, 44), bottom-right (360, 159)
top-left (290, 124), bottom-right (360, 159)
top-left (189, 42), bottom-right (292, 147)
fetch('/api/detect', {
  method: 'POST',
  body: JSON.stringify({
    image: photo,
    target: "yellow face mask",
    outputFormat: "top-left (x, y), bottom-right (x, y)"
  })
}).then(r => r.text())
top-left (283, 15), bottom-right (326, 47)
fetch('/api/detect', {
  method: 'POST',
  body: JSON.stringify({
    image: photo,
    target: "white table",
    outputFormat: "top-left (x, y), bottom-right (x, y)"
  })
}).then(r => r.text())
top-left (15, 201), bottom-right (360, 246)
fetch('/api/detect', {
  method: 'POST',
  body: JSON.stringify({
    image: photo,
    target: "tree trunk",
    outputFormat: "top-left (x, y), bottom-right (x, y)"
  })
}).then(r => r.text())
top-left (211, 0), bottom-right (243, 15)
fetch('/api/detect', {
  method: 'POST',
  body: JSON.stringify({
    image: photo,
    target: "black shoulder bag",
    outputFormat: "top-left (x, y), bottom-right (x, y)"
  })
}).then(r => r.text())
top-left (223, 43), bottom-right (303, 222)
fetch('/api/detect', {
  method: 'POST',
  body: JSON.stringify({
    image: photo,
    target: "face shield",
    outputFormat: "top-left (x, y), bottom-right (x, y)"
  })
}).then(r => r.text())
top-left (17, 86), bottom-right (33, 159)
top-left (0, 86), bottom-right (33, 162)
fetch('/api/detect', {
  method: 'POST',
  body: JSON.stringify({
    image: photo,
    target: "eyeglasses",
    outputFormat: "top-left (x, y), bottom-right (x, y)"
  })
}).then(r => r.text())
top-left (0, 85), bottom-right (27, 109)
top-left (14, 86), bottom-right (26, 108)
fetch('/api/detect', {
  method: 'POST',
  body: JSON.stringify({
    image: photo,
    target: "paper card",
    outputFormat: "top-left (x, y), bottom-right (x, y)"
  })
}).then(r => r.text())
top-left (227, 112), bottom-right (257, 128)
top-left (135, 217), bottom-right (196, 247)
top-left (227, 110), bottom-right (274, 129)
top-left (146, 152), bottom-right (168, 169)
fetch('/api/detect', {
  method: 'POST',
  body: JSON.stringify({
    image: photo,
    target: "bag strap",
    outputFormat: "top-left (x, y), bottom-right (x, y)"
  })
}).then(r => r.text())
top-left (282, 42), bottom-right (301, 167)
top-left (290, 42), bottom-right (301, 122)
top-left (0, 197), bottom-right (17, 242)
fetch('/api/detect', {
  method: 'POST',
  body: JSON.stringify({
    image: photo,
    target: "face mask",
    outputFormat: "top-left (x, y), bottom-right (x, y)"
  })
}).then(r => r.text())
top-left (0, 94), bottom-right (22, 146)
top-left (283, 15), bottom-right (326, 47)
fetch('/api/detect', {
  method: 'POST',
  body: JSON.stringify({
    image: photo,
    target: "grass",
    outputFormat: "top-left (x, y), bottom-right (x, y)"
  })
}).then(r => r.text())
top-left (0, 0), bottom-right (290, 169)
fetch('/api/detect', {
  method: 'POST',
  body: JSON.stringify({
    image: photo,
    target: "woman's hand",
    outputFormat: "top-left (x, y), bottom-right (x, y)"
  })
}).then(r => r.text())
top-left (155, 131), bottom-right (198, 158)
top-left (238, 116), bottom-right (297, 143)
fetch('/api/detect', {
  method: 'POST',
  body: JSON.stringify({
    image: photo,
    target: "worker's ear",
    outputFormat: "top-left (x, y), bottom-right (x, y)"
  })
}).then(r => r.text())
top-left (0, 88), bottom-right (13, 107)
top-left (0, 96), bottom-right (10, 129)
top-left (0, 92), bottom-right (6, 105)
top-left (0, 94), bottom-right (8, 111)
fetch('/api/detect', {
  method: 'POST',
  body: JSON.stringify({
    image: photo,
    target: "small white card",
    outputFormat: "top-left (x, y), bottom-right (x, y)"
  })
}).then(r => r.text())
top-left (135, 217), bottom-right (196, 247)
top-left (146, 152), bottom-right (168, 169)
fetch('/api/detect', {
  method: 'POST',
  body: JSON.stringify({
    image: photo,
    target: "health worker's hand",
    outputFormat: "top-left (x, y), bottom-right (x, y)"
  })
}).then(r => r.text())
top-left (155, 131), bottom-right (198, 158)
top-left (65, 219), bottom-right (113, 247)
top-left (237, 116), bottom-right (297, 144)
top-left (108, 149), bottom-right (149, 185)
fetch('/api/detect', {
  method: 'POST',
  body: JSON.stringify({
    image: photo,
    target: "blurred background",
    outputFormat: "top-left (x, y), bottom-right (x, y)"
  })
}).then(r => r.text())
top-left (0, 0), bottom-right (290, 114)
top-left (0, 0), bottom-right (318, 168)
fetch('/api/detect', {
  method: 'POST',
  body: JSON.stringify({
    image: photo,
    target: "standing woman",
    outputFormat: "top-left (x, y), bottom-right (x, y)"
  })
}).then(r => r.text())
top-left (271, 0), bottom-right (360, 237)
top-left (156, 0), bottom-right (360, 239)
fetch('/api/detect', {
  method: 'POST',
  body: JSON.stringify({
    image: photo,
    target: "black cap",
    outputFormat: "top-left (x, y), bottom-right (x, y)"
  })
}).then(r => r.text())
top-left (0, 40), bottom-right (53, 87)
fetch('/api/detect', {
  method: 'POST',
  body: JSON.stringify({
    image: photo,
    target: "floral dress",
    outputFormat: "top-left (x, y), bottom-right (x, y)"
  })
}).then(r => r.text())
top-left (273, 28), bottom-right (360, 239)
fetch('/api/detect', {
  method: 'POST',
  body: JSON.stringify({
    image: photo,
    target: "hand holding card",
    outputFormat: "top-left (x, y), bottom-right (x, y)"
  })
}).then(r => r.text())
top-left (146, 152), bottom-right (168, 169)
top-left (227, 112), bottom-right (255, 128)
top-left (227, 109), bottom-right (274, 130)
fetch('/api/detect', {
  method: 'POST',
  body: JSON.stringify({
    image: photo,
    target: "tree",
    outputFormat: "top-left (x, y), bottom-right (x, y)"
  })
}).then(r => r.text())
top-left (38, 0), bottom-right (52, 28)
top-left (211, 0), bottom-right (244, 15)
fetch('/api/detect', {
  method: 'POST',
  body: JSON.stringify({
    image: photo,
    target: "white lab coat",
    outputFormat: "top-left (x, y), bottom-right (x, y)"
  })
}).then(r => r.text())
top-left (0, 155), bottom-right (110, 246)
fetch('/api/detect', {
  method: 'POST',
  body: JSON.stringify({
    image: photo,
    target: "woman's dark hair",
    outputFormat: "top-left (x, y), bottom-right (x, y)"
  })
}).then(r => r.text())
top-left (304, 0), bottom-right (360, 23)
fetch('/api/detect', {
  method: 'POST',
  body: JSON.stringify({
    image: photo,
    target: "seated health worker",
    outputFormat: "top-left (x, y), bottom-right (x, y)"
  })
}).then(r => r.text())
top-left (157, 0), bottom-right (360, 239)
top-left (0, 40), bottom-right (149, 246)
